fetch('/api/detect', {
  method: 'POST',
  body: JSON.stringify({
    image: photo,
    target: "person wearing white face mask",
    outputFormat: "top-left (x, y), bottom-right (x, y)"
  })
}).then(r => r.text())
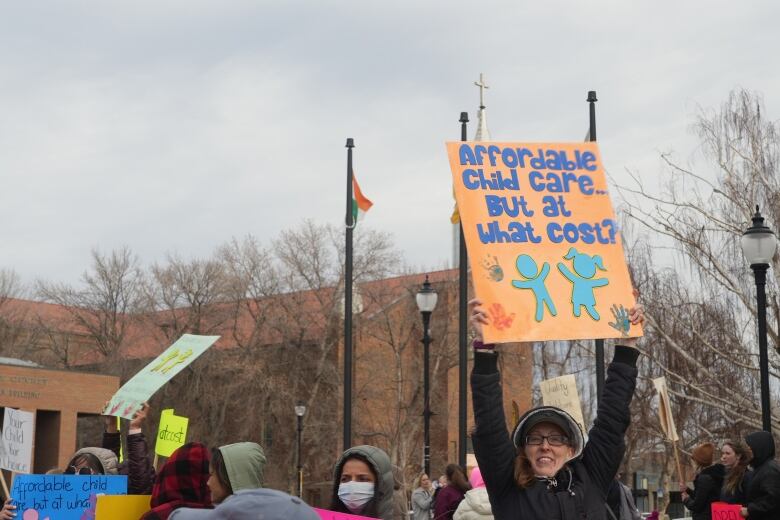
top-left (330, 445), bottom-right (394, 519)
top-left (469, 298), bottom-right (644, 520)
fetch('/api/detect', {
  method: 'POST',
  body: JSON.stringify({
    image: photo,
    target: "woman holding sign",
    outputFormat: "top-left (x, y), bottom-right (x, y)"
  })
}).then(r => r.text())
top-left (468, 298), bottom-right (643, 520)
top-left (680, 442), bottom-right (724, 520)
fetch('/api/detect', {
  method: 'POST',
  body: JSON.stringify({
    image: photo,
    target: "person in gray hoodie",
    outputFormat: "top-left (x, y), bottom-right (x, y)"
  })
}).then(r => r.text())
top-left (330, 445), bottom-right (395, 520)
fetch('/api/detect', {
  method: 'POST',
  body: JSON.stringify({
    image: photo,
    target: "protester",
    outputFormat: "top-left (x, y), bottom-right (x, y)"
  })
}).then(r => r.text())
top-left (453, 467), bottom-right (493, 520)
top-left (469, 297), bottom-right (644, 520)
top-left (1, 433), bottom-right (119, 518)
top-left (742, 431), bottom-right (780, 519)
top-left (719, 440), bottom-right (753, 504)
top-left (680, 442), bottom-right (724, 520)
top-left (393, 465), bottom-right (409, 520)
top-left (411, 473), bottom-right (434, 520)
top-left (141, 442), bottom-right (213, 520)
top-left (605, 475), bottom-right (641, 520)
top-left (205, 442), bottom-right (266, 504)
top-left (433, 464), bottom-right (470, 520)
top-left (103, 401), bottom-right (156, 494)
top-left (169, 488), bottom-right (318, 520)
top-left (432, 475), bottom-right (447, 507)
top-left (330, 445), bottom-right (394, 519)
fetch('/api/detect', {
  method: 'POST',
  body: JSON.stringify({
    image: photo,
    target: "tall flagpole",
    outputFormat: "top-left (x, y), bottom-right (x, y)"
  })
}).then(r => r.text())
top-left (587, 91), bottom-right (605, 403)
top-left (458, 111), bottom-right (469, 469)
top-left (344, 137), bottom-right (355, 451)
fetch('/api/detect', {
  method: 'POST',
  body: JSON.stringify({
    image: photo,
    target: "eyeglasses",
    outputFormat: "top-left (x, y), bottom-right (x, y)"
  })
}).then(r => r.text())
top-left (525, 434), bottom-right (570, 447)
top-left (64, 466), bottom-right (95, 475)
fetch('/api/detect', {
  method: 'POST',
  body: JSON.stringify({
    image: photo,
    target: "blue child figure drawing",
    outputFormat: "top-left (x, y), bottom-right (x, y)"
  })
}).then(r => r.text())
top-left (512, 254), bottom-right (557, 322)
top-left (557, 247), bottom-right (609, 320)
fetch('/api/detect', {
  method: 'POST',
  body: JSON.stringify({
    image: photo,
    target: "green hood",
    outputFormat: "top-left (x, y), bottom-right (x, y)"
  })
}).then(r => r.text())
top-left (219, 442), bottom-right (266, 491)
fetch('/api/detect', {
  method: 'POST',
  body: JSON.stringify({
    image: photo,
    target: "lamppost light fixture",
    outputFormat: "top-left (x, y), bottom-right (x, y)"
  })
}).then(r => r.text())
top-left (416, 276), bottom-right (438, 313)
top-left (741, 205), bottom-right (778, 266)
top-left (295, 403), bottom-right (307, 417)
top-left (742, 204), bottom-right (776, 432)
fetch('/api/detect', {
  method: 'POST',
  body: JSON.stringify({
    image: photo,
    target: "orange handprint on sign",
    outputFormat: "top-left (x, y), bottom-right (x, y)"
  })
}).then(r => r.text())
top-left (488, 303), bottom-right (515, 331)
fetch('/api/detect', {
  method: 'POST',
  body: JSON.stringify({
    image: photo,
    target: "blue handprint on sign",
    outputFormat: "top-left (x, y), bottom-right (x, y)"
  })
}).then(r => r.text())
top-left (608, 304), bottom-right (631, 336)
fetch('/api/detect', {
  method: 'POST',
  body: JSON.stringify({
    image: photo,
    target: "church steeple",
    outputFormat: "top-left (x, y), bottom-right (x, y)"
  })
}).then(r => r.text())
top-left (453, 74), bottom-right (493, 268)
top-left (474, 73), bottom-right (491, 141)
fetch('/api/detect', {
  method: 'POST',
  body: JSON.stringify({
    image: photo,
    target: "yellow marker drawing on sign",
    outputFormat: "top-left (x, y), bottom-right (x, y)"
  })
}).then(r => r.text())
top-left (155, 408), bottom-right (189, 457)
top-left (446, 141), bottom-right (642, 343)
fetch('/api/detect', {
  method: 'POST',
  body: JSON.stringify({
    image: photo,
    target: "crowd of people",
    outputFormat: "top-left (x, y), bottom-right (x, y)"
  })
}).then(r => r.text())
top-left (0, 298), bottom-right (778, 519)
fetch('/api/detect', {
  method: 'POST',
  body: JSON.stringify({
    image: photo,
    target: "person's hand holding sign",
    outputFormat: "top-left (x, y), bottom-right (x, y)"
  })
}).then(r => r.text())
top-left (469, 299), bottom-right (491, 348)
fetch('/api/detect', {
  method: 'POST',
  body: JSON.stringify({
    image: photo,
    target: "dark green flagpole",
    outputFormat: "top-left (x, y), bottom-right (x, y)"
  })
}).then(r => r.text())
top-left (344, 137), bottom-right (355, 451)
top-left (458, 111), bottom-right (469, 468)
top-left (587, 91), bottom-right (605, 403)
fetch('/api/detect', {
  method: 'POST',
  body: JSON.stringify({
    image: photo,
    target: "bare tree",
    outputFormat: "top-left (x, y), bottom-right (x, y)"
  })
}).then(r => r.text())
top-left (35, 247), bottom-right (144, 369)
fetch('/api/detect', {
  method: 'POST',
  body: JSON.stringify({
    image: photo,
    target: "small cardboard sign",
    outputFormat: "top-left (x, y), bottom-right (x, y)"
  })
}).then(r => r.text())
top-left (11, 474), bottom-right (128, 520)
top-left (103, 334), bottom-right (219, 419)
top-left (1, 408), bottom-right (35, 473)
top-left (154, 409), bottom-right (189, 457)
top-left (95, 495), bottom-right (151, 520)
top-left (540, 374), bottom-right (586, 433)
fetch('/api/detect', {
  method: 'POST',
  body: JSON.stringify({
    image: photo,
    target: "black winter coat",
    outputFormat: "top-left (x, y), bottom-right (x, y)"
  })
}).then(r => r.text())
top-left (103, 431), bottom-right (156, 494)
top-left (471, 345), bottom-right (639, 520)
top-left (745, 431), bottom-right (780, 520)
top-left (683, 464), bottom-right (724, 520)
top-left (719, 468), bottom-right (753, 505)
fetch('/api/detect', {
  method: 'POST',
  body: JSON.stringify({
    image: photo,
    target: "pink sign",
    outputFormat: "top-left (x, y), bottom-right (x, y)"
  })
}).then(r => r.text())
top-left (711, 502), bottom-right (743, 520)
top-left (315, 508), bottom-right (376, 520)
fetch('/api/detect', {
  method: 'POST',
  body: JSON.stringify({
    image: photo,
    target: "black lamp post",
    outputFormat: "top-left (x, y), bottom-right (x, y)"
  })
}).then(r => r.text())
top-left (416, 275), bottom-right (438, 477)
top-left (741, 205), bottom-right (777, 432)
top-left (294, 402), bottom-right (307, 496)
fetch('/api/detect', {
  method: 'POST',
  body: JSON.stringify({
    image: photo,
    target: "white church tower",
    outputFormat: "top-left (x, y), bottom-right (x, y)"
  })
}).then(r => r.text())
top-left (453, 73), bottom-right (491, 267)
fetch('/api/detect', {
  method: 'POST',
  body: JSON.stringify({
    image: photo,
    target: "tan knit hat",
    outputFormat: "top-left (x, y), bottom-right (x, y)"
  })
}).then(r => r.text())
top-left (692, 442), bottom-right (715, 467)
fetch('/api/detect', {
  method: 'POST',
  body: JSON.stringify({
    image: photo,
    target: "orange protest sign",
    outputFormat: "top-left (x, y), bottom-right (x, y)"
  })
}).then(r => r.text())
top-left (447, 141), bottom-right (642, 343)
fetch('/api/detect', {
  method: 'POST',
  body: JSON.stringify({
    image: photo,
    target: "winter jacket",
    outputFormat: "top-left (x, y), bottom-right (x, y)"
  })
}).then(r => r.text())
top-left (218, 442), bottom-right (266, 491)
top-left (719, 468), bottom-right (753, 504)
top-left (683, 463), bottom-right (725, 520)
top-left (411, 488), bottom-right (433, 520)
top-left (142, 442), bottom-right (212, 520)
top-left (453, 487), bottom-right (493, 520)
top-left (433, 485), bottom-right (465, 520)
top-left (103, 431), bottom-right (156, 494)
top-left (331, 445), bottom-right (395, 520)
top-left (745, 431), bottom-right (780, 520)
top-left (471, 345), bottom-right (639, 520)
top-left (605, 480), bottom-right (640, 520)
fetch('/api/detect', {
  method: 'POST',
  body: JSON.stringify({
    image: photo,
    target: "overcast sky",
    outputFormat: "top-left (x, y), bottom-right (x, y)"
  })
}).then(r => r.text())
top-left (1, 1), bottom-right (778, 287)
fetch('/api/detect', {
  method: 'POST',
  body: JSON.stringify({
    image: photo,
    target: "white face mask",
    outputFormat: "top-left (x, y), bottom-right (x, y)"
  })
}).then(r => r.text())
top-left (338, 481), bottom-right (375, 513)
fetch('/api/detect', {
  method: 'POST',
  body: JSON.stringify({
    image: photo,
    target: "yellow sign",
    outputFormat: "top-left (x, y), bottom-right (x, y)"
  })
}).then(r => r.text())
top-left (447, 141), bottom-right (642, 343)
top-left (95, 495), bottom-right (151, 520)
top-left (155, 408), bottom-right (189, 457)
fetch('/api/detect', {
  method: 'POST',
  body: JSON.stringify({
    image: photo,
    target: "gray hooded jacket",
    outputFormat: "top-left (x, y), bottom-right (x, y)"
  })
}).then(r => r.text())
top-left (332, 445), bottom-right (394, 520)
top-left (71, 447), bottom-right (119, 475)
